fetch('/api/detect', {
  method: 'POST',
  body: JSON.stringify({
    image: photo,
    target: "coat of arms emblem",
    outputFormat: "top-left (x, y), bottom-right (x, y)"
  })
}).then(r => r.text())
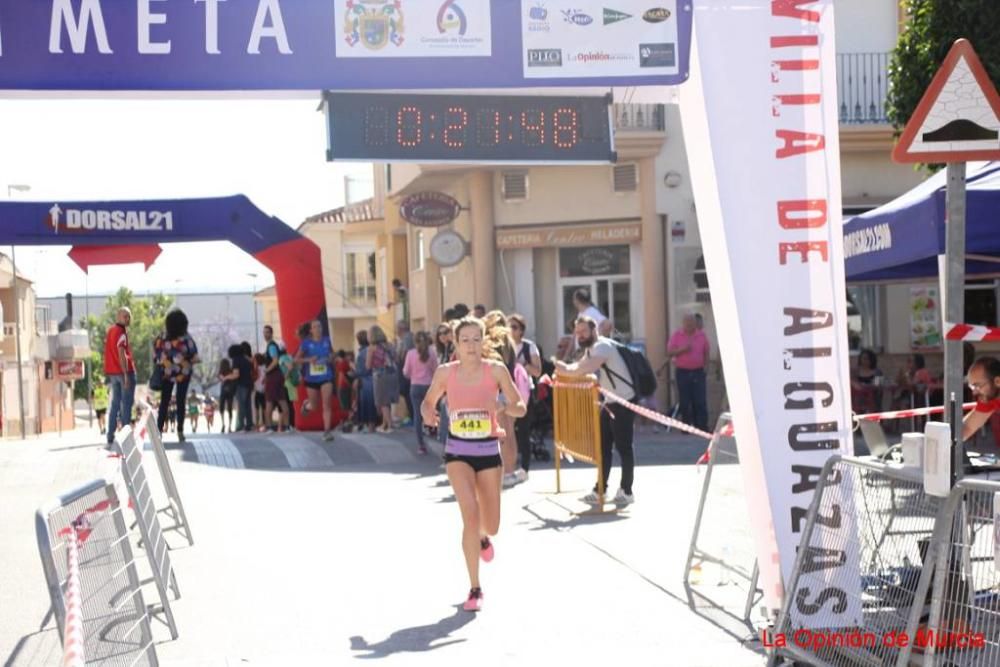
top-left (344, 0), bottom-right (405, 50)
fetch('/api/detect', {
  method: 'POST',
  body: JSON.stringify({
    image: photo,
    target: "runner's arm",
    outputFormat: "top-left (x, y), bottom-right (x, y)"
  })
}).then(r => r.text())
top-left (420, 365), bottom-right (449, 427)
top-left (493, 363), bottom-right (526, 418)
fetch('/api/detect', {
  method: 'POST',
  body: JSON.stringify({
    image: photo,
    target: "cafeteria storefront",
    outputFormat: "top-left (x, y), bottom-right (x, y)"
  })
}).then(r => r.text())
top-left (494, 220), bottom-right (644, 355)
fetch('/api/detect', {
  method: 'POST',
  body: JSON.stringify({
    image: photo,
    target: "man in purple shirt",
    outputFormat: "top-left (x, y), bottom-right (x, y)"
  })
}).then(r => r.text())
top-left (664, 313), bottom-right (710, 431)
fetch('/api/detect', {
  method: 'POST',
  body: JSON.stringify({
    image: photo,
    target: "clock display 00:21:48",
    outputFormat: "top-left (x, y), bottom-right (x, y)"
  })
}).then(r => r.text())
top-left (362, 104), bottom-right (586, 150)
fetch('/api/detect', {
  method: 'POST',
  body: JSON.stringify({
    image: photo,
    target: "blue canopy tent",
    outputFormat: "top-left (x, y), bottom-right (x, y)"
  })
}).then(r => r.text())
top-left (844, 162), bottom-right (1000, 282)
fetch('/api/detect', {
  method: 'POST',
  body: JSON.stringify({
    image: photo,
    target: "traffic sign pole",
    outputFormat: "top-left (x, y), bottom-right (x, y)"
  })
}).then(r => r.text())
top-left (945, 161), bottom-right (967, 482)
top-left (892, 38), bottom-right (1000, 486)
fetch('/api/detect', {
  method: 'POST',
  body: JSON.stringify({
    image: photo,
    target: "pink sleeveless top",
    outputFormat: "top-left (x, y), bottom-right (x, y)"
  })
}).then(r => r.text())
top-left (445, 363), bottom-right (502, 440)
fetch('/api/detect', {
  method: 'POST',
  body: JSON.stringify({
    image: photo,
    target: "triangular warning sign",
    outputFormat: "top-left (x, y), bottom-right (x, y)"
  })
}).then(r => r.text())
top-left (893, 39), bottom-right (1000, 164)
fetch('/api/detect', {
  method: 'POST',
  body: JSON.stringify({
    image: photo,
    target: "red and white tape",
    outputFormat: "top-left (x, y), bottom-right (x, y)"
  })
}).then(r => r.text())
top-left (854, 402), bottom-right (976, 423)
top-left (944, 322), bottom-right (1000, 342)
top-left (598, 389), bottom-right (716, 440)
top-left (62, 527), bottom-right (85, 667)
top-left (549, 378), bottom-right (719, 441)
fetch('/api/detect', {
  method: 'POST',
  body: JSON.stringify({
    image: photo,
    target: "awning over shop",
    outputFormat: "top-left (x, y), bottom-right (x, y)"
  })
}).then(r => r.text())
top-left (845, 161), bottom-right (1000, 282)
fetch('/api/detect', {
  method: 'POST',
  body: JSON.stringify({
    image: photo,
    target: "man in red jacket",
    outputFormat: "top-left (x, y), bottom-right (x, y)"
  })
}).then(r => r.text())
top-left (104, 307), bottom-right (136, 445)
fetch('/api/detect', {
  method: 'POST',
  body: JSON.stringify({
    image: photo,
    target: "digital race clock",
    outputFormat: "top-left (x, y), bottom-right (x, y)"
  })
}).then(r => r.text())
top-left (324, 92), bottom-right (614, 164)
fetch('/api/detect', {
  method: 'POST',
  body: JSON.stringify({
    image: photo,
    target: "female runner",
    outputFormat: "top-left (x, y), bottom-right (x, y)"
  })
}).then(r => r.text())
top-left (421, 316), bottom-right (526, 611)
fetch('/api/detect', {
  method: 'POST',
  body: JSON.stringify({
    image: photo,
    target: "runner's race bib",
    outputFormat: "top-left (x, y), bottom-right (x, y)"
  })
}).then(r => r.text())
top-left (450, 409), bottom-right (491, 439)
top-left (310, 362), bottom-right (328, 376)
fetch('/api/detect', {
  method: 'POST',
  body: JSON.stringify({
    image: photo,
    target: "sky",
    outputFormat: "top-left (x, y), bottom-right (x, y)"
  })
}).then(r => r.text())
top-left (0, 97), bottom-right (373, 298)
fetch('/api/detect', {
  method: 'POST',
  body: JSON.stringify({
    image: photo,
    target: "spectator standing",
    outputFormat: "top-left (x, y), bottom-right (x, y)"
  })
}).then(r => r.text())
top-left (396, 321), bottom-right (416, 426)
top-left (664, 313), bottom-right (710, 432)
top-left (104, 307), bottom-right (136, 447)
top-left (253, 353), bottom-right (266, 430)
top-left (473, 304), bottom-right (487, 319)
top-left (403, 331), bottom-right (439, 454)
top-left (368, 325), bottom-right (399, 434)
top-left (218, 358), bottom-right (236, 433)
top-left (509, 313), bottom-right (541, 481)
top-left (435, 323), bottom-right (456, 442)
top-left (152, 309), bottom-right (200, 443)
top-left (572, 289), bottom-right (607, 325)
top-left (388, 278), bottom-right (410, 324)
top-left (335, 350), bottom-right (355, 429)
top-left (355, 330), bottom-right (378, 433)
top-left (556, 315), bottom-right (637, 505)
top-left (262, 325), bottom-right (290, 432)
top-left (226, 344), bottom-right (254, 432)
top-left (483, 311), bottom-right (521, 487)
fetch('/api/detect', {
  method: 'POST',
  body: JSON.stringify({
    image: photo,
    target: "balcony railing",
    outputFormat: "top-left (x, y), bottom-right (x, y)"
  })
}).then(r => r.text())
top-left (837, 52), bottom-right (891, 125)
top-left (613, 104), bottom-right (665, 132)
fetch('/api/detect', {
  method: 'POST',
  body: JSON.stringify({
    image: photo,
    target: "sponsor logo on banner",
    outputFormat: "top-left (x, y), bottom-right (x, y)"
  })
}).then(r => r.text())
top-left (568, 51), bottom-right (634, 64)
top-left (527, 1), bottom-right (550, 31)
top-left (686, 0), bottom-right (862, 627)
top-left (343, 0), bottom-right (405, 50)
top-left (339, 0), bottom-right (489, 56)
top-left (47, 204), bottom-right (175, 233)
top-left (639, 42), bottom-right (675, 68)
top-left (603, 8), bottom-right (633, 25)
top-left (527, 48), bottom-right (563, 67)
top-left (437, 1), bottom-right (468, 35)
top-left (561, 9), bottom-right (594, 26)
top-left (643, 7), bottom-right (671, 23)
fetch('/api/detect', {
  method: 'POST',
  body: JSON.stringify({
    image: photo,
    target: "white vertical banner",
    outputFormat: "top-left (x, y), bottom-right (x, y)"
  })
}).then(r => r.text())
top-left (681, 0), bottom-right (861, 626)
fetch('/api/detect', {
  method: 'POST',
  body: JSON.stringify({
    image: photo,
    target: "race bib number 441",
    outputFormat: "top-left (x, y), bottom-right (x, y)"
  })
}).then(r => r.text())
top-left (450, 410), bottom-right (491, 439)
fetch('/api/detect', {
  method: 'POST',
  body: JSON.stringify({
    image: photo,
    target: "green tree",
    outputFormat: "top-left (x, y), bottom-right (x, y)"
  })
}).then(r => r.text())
top-left (75, 288), bottom-right (174, 400)
top-left (888, 1), bottom-right (1000, 145)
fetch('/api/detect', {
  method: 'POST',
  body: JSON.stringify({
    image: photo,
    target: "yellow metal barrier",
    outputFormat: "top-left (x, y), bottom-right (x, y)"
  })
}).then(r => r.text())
top-left (552, 373), bottom-right (606, 505)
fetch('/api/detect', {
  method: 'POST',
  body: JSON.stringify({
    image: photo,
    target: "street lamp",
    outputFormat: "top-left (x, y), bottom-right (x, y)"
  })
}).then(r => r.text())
top-left (247, 273), bottom-right (259, 351)
top-left (8, 184), bottom-right (30, 438)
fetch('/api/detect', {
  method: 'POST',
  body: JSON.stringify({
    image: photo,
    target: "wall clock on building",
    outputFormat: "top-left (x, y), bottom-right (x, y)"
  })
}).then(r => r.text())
top-left (430, 230), bottom-right (468, 267)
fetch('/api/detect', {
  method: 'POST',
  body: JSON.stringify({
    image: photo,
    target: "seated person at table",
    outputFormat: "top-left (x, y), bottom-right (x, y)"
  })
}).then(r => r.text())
top-left (851, 348), bottom-right (883, 414)
top-left (961, 357), bottom-right (1000, 443)
top-left (892, 353), bottom-right (937, 409)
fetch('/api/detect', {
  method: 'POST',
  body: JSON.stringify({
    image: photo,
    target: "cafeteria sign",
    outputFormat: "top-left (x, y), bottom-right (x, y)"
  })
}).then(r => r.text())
top-left (399, 192), bottom-right (462, 227)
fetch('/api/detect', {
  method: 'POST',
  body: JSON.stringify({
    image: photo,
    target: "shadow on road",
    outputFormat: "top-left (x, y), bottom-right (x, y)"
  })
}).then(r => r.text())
top-left (348, 605), bottom-right (473, 659)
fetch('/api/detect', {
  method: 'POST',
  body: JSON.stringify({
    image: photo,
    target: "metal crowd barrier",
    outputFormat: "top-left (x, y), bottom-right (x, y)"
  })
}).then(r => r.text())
top-left (770, 456), bottom-right (946, 667)
top-left (684, 412), bottom-right (762, 630)
top-left (136, 400), bottom-right (194, 546)
top-left (552, 374), bottom-right (606, 507)
top-left (115, 426), bottom-right (181, 640)
top-left (35, 479), bottom-right (158, 665)
top-left (917, 477), bottom-right (1000, 666)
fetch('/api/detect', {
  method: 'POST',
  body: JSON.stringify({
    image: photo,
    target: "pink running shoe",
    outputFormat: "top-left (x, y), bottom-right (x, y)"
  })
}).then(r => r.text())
top-left (480, 537), bottom-right (494, 563)
top-left (463, 588), bottom-right (483, 612)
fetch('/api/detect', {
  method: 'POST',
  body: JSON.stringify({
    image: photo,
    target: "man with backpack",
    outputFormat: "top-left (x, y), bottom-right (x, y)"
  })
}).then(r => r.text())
top-left (555, 315), bottom-right (657, 505)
